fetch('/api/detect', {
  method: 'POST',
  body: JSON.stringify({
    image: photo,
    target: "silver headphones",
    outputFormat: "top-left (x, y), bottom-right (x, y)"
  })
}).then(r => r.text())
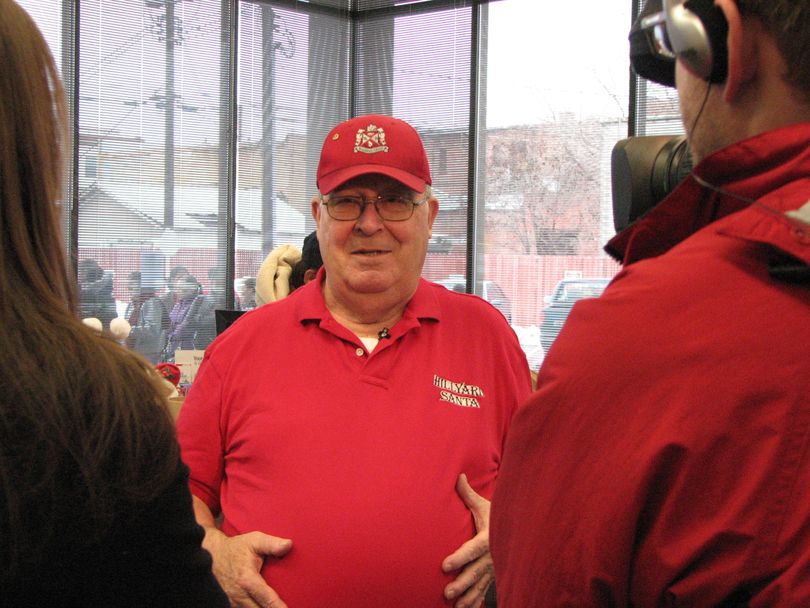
top-left (631, 0), bottom-right (728, 86)
top-left (664, 0), bottom-right (728, 82)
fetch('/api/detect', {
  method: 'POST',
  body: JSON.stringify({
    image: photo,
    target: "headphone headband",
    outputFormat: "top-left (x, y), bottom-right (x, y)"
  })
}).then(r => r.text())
top-left (664, 0), bottom-right (712, 79)
top-left (666, 0), bottom-right (728, 83)
top-left (630, 0), bottom-right (728, 86)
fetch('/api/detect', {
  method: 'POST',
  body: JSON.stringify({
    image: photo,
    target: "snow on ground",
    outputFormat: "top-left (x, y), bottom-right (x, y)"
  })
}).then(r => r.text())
top-left (513, 324), bottom-right (544, 372)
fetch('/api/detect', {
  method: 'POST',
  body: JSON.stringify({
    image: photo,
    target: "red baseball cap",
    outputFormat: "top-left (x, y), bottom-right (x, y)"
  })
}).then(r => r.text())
top-left (316, 114), bottom-right (432, 194)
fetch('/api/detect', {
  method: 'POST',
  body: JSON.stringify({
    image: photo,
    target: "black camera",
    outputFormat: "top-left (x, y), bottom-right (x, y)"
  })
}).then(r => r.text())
top-left (610, 135), bottom-right (693, 233)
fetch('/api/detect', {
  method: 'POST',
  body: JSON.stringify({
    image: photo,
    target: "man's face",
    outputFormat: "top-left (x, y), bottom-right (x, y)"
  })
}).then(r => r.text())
top-left (312, 173), bottom-right (438, 304)
top-left (176, 279), bottom-right (198, 298)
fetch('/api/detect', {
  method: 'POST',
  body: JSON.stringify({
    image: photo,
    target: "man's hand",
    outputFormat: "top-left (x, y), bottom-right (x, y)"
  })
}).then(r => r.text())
top-left (203, 527), bottom-right (293, 608)
top-left (193, 496), bottom-right (292, 608)
top-left (441, 473), bottom-right (494, 608)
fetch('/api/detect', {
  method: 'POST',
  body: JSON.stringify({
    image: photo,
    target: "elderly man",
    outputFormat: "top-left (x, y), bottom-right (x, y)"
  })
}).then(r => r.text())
top-left (491, 0), bottom-right (810, 606)
top-left (178, 114), bottom-right (532, 607)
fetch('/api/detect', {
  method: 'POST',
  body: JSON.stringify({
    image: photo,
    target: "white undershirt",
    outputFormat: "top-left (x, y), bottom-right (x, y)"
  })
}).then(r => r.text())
top-left (359, 336), bottom-right (379, 352)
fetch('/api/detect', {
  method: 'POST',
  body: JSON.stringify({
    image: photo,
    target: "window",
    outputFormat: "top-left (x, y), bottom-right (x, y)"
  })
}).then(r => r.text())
top-left (480, 0), bottom-right (629, 366)
top-left (235, 2), bottom-right (349, 288)
top-left (631, 0), bottom-right (683, 137)
top-left (19, 0), bottom-right (639, 369)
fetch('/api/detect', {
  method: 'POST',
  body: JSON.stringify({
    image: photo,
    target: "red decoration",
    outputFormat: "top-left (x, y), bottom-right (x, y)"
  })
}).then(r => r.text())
top-left (156, 362), bottom-right (181, 386)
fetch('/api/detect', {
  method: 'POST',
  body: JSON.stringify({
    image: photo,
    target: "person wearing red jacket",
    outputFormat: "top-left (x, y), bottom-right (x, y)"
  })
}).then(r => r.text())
top-left (491, 1), bottom-right (810, 606)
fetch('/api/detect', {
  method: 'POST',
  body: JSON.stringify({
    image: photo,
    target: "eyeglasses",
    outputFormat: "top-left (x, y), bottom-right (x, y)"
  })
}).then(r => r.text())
top-left (639, 11), bottom-right (676, 59)
top-left (321, 192), bottom-right (428, 221)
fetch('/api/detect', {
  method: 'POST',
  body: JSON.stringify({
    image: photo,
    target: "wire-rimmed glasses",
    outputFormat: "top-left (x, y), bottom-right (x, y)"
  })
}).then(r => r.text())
top-left (321, 192), bottom-right (428, 221)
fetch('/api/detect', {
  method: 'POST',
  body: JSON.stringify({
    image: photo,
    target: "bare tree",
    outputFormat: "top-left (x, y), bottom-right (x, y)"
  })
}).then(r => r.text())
top-left (485, 118), bottom-right (602, 255)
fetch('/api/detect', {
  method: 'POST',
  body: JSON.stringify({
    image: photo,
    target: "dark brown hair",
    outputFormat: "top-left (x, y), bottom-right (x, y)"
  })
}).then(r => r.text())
top-left (736, 0), bottom-right (810, 102)
top-left (0, 0), bottom-right (179, 578)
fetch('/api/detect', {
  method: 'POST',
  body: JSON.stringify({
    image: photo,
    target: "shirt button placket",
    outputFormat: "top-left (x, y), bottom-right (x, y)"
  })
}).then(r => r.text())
top-left (791, 225), bottom-right (810, 246)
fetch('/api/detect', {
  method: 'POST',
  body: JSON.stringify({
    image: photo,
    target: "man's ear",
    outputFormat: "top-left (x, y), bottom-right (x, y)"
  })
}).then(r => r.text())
top-left (715, 0), bottom-right (754, 103)
top-left (311, 195), bottom-right (322, 224)
top-left (303, 268), bottom-right (318, 284)
top-left (427, 197), bottom-right (439, 233)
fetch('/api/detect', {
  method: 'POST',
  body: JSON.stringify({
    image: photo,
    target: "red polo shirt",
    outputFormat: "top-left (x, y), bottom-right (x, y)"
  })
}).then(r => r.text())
top-left (178, 274), bottom-right (531, 606)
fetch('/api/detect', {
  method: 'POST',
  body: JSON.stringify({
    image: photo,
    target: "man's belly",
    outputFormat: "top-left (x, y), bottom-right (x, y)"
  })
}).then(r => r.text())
top-left (220, 464), bottom-right (481, 606)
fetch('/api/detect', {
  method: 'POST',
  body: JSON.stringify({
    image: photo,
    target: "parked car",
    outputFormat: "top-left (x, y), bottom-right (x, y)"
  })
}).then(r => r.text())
top-left (539, 278), bottom-right (612, 351)
top-left (428, 233), bottom-right (454, 253)
top-left (434, 275), bottom-right (513, 323)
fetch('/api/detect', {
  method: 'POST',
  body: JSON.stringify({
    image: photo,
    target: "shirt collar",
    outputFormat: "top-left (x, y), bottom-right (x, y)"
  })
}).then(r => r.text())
top-left (606, 123), bottom-right (810, 265)
top-left (295, 267), bottom-right (442, 328)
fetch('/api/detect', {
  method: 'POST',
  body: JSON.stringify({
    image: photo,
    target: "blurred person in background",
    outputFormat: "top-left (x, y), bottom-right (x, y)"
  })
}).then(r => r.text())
top-left (0, 1), bottom-right (227, 605)
top-left (234, 276), bottom-right (256, 310)
top-left (78, 257), bottom-right (116, 329)
top-left (125, 270), bottom-right (169, 363)
top-left (162, 264), bottom-right (191, 314)
top-left (289, 230), bottom-right (324, 291)
top-left (166, 273), bottom-right (216, 356)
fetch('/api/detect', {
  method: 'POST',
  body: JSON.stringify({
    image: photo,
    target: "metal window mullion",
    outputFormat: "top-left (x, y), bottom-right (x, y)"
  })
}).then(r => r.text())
top-left (348, 5), bottom-right (357, 117)
top-left (220, 0), bottom-right (240, 309)
top-left (628, 0), bottom-right (641, 137)
top-left (66, 0), bottom-right (80, 277)
top-left (466, 0), bottom-right (485, 294)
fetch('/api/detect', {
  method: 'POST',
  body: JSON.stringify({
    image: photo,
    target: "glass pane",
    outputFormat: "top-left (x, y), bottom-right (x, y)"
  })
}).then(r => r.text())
top-left (354, 6), bottom-right (472, 297)
top-left (483, 0), bottom-right (630, 369)
top-left (635, 77), bottom-right (682, 135)
top-left (235, 1), bottom-right (350, 309)
top-left (17, 0), bottom-right (642, 374)
top-left (75, 0), bottom-right (228, 363)
top-left (15, 1), bottom-right (63, 64)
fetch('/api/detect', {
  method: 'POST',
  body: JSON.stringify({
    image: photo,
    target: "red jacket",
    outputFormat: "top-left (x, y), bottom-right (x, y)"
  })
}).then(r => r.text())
top-left (491, 123), bottom-right (810, 607)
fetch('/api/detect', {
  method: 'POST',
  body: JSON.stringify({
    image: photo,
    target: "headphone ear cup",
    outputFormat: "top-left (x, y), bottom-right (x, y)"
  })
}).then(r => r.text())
top-left (679, 0), bottom-right (728, 83)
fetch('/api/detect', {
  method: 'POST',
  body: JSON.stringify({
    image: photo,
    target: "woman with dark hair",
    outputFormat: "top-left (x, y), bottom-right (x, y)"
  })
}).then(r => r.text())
top-left (78, 257), bottom-right (117, 328)
top-left (165, 273), bottom-right (216, 358)
top-left (162, 264), bottom-right (191, 313)
top-left (0, 2), bottom-right (227, 605)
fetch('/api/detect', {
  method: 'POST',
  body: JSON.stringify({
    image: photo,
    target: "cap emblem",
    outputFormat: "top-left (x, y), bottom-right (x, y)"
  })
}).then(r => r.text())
top-left (354, 124), bottom-right (389, 154)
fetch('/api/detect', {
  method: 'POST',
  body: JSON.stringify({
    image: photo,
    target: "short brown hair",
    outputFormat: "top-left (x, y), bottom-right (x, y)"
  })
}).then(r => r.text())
top-left (736, 0), bottom-right (810, 102)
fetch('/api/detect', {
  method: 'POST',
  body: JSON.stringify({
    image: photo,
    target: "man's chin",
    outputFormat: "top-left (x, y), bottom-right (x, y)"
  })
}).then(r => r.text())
top-left (347, 274), bottom-right (394, 294)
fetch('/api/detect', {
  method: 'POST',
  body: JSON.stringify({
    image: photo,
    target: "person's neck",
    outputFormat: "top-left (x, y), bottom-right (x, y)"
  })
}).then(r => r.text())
top-left (736, 88), bottom-right (810, 142)
top-left (323, 282), bottom-right (412, 338)
top-left (694, 82), bottom-right (809, 164)
top-left (732, 34), bottom-right (810, 141)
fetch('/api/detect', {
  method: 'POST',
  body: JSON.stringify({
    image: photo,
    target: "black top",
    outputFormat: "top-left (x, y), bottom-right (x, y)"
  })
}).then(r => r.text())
top-left (79, 272), bottom-right (117, 328)
top-left (3, 461), bottom-right (228, 607)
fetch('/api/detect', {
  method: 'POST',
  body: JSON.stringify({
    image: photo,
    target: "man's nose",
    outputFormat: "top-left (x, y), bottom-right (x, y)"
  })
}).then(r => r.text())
top-left (355, 199), bottom-right (385, 231)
